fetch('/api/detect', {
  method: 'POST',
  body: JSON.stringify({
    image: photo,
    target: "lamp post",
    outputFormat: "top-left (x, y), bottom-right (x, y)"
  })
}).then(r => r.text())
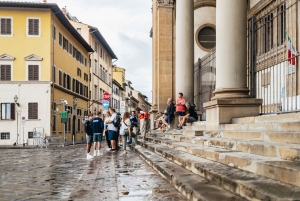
top-left (60, 98), bottom-right (67, 146)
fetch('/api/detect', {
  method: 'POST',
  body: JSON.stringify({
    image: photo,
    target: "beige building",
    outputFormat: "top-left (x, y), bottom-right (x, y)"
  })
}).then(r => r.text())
top-left (65, 9), bottom-right (117, 115)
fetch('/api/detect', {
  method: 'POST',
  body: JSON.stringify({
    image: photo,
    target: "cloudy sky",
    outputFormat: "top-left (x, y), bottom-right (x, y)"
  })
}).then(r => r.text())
top-left (46, 0), bottom-right (153, 101)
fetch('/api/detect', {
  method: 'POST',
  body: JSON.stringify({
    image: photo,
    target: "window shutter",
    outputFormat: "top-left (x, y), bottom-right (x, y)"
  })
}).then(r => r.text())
top-left (6, 19), bottom-right (11, 35)
top-left (0, 18), bottom-right (11, 35)
top-left (28, 65), bottom-right (38, 80)
top-left (33, 19), bottom-right (39, 35)
top-left (0, 65), bottom-right (5, 80)
top-left (10, 103), bottom-right (15, 120)
top-left (28, 19), bottom-right (33, 35)
top-left (28, 103), bottom-right (38, 119)
top-left (0, 19), bottom-right (5, 34)
top-left (33, 65), bottom-right (39, 80)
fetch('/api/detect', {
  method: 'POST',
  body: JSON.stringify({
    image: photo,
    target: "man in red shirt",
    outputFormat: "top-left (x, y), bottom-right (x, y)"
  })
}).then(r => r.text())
top-left (176, 93), bottom-right (186, 129)
top-left (139, 110), bottom-right (146, 141)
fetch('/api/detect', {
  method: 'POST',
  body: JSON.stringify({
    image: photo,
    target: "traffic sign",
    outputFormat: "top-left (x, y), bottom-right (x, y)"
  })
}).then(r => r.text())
top-left (21, 117), bottom-right (26, 125)
top-left (60, 111), bottom-right (68, 119)
top-left (103, 100), bottom-right (109, 109)
top-left (103, 92), bottom-right (110, 101)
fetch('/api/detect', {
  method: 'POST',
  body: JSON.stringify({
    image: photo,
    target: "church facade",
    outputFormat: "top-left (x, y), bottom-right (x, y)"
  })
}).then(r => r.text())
top-left (150, 0), bottom-right (299, 129)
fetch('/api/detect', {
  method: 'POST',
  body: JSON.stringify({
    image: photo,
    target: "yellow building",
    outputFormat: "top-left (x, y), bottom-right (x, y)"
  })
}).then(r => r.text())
top-left (0, 2), bottom-right (93, 145)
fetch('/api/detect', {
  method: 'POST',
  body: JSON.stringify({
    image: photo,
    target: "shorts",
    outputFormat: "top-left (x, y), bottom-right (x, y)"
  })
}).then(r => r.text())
top-left (176, 112), bottom-right (185, 116)
top-left (86, 134), bottom-right (93, 144)
top-left (187, 117), bottom-right (197, 123)
top-left (93, 134), bottom-right (103, 142)
top-left (165, 115), bottom-right (174, 124)
top-left (108, 130), bottom-right (117, 141)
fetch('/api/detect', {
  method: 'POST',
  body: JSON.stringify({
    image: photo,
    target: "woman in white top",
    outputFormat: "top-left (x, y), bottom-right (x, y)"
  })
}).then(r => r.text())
top-left (104, 111), bottom-right (111, 150)
top-left (120, 112), bottom-right (132, 154)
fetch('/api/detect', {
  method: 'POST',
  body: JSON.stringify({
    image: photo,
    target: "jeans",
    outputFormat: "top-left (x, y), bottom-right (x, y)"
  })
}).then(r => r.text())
top-left (122, 132), bottom-right (138, 150)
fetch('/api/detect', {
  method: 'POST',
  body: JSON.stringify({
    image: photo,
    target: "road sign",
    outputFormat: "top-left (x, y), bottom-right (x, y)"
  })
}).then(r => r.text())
top-left (21, 117), bottom-right (26, 125)
top-left (103, 100), bottom-right (109, 109)
top-left (103, 92), bottom-right (110, 101)
top-left (60, 111), bottom-right (68, 119)
top-left (120, 101), bottom-right (125, 109)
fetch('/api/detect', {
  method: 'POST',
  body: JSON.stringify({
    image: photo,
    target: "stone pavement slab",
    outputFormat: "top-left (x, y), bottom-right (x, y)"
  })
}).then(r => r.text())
top-left (0, 144), bottom-right (186, 201)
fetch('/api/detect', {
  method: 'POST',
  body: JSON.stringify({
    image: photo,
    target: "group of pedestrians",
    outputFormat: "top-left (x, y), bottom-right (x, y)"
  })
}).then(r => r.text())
top-left (153, 92), bottom-right (198, 133)
top-left (84, 108), bottom-right (144, 159)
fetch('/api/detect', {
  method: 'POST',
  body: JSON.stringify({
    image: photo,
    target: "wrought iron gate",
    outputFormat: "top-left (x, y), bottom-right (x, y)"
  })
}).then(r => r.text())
top-left (247, 0), bottom-right (299, 114)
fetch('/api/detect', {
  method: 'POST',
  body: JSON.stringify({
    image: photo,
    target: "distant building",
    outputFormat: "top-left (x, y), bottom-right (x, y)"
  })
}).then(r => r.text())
top-left (66, 10), bottom-right (117, 115)
top-left (0, 2), bottom-right (93, 145)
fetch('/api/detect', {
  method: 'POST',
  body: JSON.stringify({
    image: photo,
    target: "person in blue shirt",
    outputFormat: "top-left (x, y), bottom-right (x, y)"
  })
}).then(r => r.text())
top-left (91, 111), bottom-right (104, 156)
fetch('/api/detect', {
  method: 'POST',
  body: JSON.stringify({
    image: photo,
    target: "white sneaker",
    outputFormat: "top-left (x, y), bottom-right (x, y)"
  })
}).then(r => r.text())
top-left (86, 154), bottom-right (93, 159)
top-left (93, 152), bottom-right (97, 157)
top-left (96, 152), bottom-right (101, 156)
top-left (106, 148), bottom-right (111, 151)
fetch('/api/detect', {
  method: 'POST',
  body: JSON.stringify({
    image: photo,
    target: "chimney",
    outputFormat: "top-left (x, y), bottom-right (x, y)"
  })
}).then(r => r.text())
top-left (61, 7), bottom-right (67, 15)
top-left (43, 0), bottom-right (47, 3)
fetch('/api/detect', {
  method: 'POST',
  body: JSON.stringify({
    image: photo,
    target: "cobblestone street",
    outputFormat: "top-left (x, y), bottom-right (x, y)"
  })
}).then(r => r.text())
top-left (0, 145), bottom-right (186, 201)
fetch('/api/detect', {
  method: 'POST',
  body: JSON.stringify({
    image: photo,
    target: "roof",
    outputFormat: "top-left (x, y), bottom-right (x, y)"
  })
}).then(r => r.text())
top-left (112, 79), bottom-right (124, 90)
top-left (0, 1), bottom-right (94, 52)
top-left (89, 25), bottom-right (118, 59)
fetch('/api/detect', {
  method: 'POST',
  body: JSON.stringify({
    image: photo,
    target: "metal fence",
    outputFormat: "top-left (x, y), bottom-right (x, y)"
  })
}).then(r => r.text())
top-left (247, 0), bottom-right (300, 114)
top-left (194, 50), bottom-right (216, 120)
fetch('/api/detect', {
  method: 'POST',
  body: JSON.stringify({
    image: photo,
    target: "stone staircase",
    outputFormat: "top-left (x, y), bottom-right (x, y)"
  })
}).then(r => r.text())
top-left (132, 113), bottom-right (300, 200)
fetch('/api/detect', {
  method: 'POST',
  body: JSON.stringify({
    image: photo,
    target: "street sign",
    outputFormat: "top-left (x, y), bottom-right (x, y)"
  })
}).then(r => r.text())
top-left (120, 101), bottom-right (125, 109)
top-left (21, 117), bottom-right (26, 125)
top-left (103, 100), bottom-right (109, 109)
top-left (103, 92), bottom-right (110, 101)
top-left (60, 111), bottom-right (68, 119)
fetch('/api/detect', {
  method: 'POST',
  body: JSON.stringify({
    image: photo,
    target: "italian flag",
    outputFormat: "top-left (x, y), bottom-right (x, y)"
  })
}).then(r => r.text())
top-left (286, 31), bottom-right (298, 65)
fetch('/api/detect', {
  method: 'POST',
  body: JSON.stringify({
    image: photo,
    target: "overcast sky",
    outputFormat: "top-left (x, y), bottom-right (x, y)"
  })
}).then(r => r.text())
top-left (45, 0), bottom-right (153, 101)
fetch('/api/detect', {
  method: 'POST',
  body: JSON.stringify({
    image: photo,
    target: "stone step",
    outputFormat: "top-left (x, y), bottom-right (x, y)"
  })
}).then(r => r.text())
top-left (182, 130), bottom-right (204, 137)
top-left (144, 136), bottom-right (300, 188)
top-left (232, 113), bottom-right (300, 124)
top-left (221, 131), bottom-right (300, 144)
top-left (183, 124), bottom-right (206, 131)
top-left (131, 145), bottom-right (243, 201)
top-left (135, 140), bottom-right (300, 201)
top-left (162, 134), bottom-right (300, 161)
top-left (219, 122), bottom-right (300, 132)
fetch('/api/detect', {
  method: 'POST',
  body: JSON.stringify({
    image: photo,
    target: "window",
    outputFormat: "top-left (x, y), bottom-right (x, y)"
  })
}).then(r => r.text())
top-left (277, 4), bottom-right (286, 46)
top-left (1, 103), bottom-right (15, 120)
top-left (77, 68), bottom-right (82, 77)
top-left (59, 32), bottom-right (62, 46)
top-left (77, 118), bottom-right (80, 131)
top-left (0, 18), bottom-right (12, 35)
top-left (94, 41), bottom-right (98, 53)
top-left (197, 26), bottom-right (216, 50)
top-left (28, 103), bottom-right (38, 119)
top-left (28, 18), bottom-right (39, 36)
top-left (52, 25), bottom-right (56, 40)
top-left (77, 28), bottom-right (81, 34)
top-left (68, 118), bottom-right (71, 132)
top-left (73, 78), bottom-right (76, 92)
top-left (63, 36), bottom-right (69, 51)
top-left (262, 13), bottom-right (273, 53)
top-left (68, 43), bottom-right (73, 55)
top-left (59, 70), bottom-right (62, 86)
top-left (52, 66), bottom-right (55, 83)
top-left (1, 132), bottom-right (10, 140)
top-left (100, 48), bottom-right (103, 58)
top-left (84, 73), bottom-right (88, 82)
top-left (28, 65), bottom-right (39, 80)
top-left (52, 115), bottom-right (56, 132)
top-left (0, 65), bottom-right (11, 81)
top-left (77, 109), bottom-right (82, 116)
top-left (52, 101), bottom-right (56, 111)
top-left (94, 60), bottom-right (97, 74)
top-left (94, 85), bottom-right (98, 100)
top-left (28, 132), bottom-right (33, 139)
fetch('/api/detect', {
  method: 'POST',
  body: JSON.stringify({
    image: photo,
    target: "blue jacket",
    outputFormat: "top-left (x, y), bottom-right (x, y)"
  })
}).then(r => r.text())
top-left (91, 117), bottom-right (104, 134)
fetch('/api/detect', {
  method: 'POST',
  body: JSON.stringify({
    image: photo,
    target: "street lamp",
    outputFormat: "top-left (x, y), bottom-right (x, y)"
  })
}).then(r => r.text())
top-left (14, 95), bottom-right (19, 106)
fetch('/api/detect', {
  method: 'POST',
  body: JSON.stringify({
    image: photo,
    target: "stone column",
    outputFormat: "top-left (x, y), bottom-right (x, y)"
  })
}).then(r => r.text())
top-left (175, 0), bottom-right (194, 102)
top-left (204, 0), bottom-right (262, 131)
top-left (213, 0), bottom-right (249, 99)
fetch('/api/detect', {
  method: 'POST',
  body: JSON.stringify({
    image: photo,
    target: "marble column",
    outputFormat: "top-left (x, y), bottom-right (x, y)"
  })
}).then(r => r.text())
top-left (204, 0), bottom-right (262, 130)
top-left (175, 0), bottom-right (194, 102)
top-left (213, 0), bottom-right (249, 100)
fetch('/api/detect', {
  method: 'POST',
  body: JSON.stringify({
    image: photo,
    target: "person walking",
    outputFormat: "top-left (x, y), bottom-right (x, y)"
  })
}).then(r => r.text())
top-left (106, 108), bottom-right (118, 152)
top-left (91, 112), bottom-right (104, 156)
top-left (119, 112), bottom-right (134, 154)
top-left (85, 114), bottom-right (94, 159)
top-left (104, 111), bottom-right (111, 150)
top-left (129, 111), bottom-right (138, 144)
top-left (164, 98), bottom-right (175, 134)
top-left (139, 110), bottom-right (146, 141)
top-left (176, 93), bottom-right (186, 129)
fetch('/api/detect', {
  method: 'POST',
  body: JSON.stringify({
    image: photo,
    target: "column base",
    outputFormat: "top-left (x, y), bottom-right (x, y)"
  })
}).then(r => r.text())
top-left (212, 88), bottom-right (250, 100)
top-left (204, 98), bottom-right (263, 131)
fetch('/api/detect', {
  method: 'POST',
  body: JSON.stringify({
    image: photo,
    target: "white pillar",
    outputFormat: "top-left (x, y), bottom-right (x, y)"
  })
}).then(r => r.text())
top-left (213, 0), bottom-right (249, 99)
top-left (175, 0), bottom-right (194, 102)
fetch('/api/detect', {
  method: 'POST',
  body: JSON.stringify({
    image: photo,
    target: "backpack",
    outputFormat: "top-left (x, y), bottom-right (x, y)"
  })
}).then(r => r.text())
top-left (144, 111), bottom-right (149, 119)
top-left (113, 116), bottom-right (121, 128)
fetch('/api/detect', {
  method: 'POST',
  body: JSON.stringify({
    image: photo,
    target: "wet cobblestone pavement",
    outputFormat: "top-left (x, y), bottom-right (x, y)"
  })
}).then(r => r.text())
top-left (0, 144), bottom-right (186, 201)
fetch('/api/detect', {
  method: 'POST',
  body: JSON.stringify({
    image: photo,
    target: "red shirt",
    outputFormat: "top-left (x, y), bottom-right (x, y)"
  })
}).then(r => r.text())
top-left (176, 98), bottom-right (186, 112)
top-left (139, 113), bottom-right (145, 120)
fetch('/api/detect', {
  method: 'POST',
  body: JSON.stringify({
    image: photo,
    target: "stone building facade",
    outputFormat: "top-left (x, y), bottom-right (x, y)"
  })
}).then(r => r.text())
top-left (151, 0), bottom-right (299, 128)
